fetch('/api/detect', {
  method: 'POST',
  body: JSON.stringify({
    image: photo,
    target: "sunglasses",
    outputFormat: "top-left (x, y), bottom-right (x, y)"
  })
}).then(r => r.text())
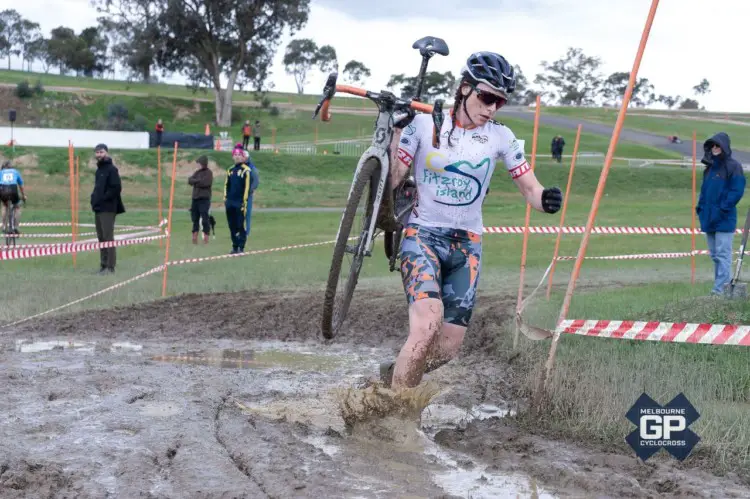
top-left (469, 84), bottom-right (507, 108)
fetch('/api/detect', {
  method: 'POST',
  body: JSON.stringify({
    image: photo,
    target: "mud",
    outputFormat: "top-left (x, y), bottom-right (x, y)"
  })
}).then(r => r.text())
top-left (2, 289), bottom-right (750, 498)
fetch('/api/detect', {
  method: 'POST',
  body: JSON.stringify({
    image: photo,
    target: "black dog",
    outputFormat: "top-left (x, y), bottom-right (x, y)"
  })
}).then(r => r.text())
top-left (209, 214), bottom-right (216, 237)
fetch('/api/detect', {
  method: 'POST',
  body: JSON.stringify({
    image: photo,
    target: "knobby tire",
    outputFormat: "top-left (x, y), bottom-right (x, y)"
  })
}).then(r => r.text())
top-left (321, 157), bottom-right (380, 339)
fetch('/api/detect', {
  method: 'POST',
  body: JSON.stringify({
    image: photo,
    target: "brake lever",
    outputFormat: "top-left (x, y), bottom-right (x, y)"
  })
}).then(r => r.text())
top-left (312, 72), bottom-right (338, 119)
top-left (431, 99), bottom-right (444, 149)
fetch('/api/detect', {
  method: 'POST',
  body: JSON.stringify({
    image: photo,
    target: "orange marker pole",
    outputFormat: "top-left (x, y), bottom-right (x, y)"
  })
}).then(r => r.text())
top-left (546, 124), bottom-right (582, 299)
top-left (514, 94), bottom-right (542, 349)
top-left (74, 155), bottom-right (80, 266)
top-left (541, 0), bottom-right (661, 392)
top-left (691, 130), bottom-right (697, 284)
top-left (68, 142), bottom-right (75, 268)
top-left (158, 145), bottom-right (163, 249)
top-left (161, 142), bottom-right (178, 297)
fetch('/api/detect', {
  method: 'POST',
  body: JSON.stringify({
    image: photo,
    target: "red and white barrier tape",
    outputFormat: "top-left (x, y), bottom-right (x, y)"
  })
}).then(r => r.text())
top-left (1, 265), bottom-right (166, 328)
top-left (166, 239), bottom-right (338, 267)
top-left (0, 233), bottom-right (166, 261)
top-left (556, 249), bottom-right (750, 261)
top-left (483, 225), bottom-right (741, 235)
top-left (557, 319), bottom-right (750, 346)
top-left (1, 237), bottom-right (341, 329)
top-left (19, 219), bottom-right (168, 230)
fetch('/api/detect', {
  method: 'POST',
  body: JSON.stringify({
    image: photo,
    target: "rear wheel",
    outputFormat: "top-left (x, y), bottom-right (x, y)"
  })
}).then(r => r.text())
top-left (321, 157), bottom-right (381, 339)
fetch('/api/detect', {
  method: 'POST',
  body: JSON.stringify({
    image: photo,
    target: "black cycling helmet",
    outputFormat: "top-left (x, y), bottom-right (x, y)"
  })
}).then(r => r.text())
top-left (461, 51), bottom-right (516, 96)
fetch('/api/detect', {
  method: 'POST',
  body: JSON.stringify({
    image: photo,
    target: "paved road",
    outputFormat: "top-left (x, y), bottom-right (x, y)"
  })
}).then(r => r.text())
top-left (500, 108), bottom-right (750, 165)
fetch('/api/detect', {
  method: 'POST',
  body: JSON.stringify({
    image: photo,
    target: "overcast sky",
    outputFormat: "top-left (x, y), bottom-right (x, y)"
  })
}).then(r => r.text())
top-left (4, 0), bottom-right (748, 112)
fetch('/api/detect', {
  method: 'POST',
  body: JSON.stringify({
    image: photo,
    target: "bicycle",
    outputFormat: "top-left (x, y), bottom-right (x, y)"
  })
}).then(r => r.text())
top-left (313, 36), bottom-right (450, 340)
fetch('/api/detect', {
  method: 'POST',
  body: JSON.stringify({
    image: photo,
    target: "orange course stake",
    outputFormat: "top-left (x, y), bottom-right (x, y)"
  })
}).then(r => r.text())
top-left (514, 94), bottom-right (542, 349)
top-left (161, 142), bottom-right (179, 297)
top-left (691, 130), bottom-right (697, 284)
top-left (68, 142), bottom-right (75, 268)
top-left (539, 0), bottom-right (661, 396)
top-left (157, 146), bottom-right (163, 249)
top-left (546, 124), bottom-right (582, 299)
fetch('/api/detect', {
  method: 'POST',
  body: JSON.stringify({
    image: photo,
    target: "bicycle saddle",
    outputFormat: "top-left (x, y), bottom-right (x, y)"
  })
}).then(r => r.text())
top-left (412, 36), bottom-right (449, 57)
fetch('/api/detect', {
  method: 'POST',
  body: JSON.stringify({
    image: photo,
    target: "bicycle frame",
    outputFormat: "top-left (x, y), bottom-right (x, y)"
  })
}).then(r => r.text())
top-left (336, 112), bottom-right (395, 257)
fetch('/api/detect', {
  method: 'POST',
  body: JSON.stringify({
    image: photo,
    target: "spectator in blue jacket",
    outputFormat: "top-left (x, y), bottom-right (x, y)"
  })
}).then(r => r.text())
top-left (224, 144), bottom-right (252, 254)
top-left (244, 153), bottom-right (260, 236)
top-left (696, 132), bottom-right (746, 295)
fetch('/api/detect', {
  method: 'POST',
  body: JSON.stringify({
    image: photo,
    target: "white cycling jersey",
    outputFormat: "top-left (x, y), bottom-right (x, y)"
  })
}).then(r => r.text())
top-left (396, 111), bottom-right (530, 235)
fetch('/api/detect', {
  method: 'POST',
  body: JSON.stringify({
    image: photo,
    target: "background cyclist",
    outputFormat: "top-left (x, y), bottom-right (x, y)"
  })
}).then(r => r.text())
top-left (0, 160), bottom-right (27, 234)
top-left (382, 51), bottom-right (563, 390)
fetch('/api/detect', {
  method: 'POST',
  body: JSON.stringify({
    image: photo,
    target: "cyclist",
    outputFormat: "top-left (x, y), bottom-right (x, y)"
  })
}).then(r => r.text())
top-left (0, 160), bottom-right (27, 234)
top-left (381, 51), bottom-right (563, 390)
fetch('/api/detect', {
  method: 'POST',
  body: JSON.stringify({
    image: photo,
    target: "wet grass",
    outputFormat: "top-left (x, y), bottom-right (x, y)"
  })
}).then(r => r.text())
top-left (514, 284), bottom-right (750, 478)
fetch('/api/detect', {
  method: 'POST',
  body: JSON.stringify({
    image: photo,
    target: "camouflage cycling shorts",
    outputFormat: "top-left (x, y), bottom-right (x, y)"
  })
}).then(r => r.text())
top-left (399, 223), bottom-right (482, 327)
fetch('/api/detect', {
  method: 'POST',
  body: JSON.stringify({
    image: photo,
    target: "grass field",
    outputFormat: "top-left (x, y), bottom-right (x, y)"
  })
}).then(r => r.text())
top-left (547, 106), bottom-right (750, 151)
top-left (0, 69), bottom-right (364, 107)
top-left (2, 129), bottom-right (749, 477)
top-left (0, 68), bottom-right (740, 159)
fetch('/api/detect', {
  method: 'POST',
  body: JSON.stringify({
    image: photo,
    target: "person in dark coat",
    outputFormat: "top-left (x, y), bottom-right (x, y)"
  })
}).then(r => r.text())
top-left (90, 143), bottom-right (125, 274)
top-left (188, 155), bottom-right (213, 244)
top-left (696, 132), bottom-right (746, 295)
top-left (224, 144), bottom-right (252, 254)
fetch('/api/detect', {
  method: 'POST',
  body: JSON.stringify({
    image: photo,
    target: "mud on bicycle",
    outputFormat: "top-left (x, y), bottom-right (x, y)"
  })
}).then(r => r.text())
top-left (314, 36), bottom-right (451, 340)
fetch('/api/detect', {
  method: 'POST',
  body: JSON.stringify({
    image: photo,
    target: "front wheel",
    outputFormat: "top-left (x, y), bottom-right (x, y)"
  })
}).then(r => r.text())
top-left (321, 157), bottom-right (381, 339)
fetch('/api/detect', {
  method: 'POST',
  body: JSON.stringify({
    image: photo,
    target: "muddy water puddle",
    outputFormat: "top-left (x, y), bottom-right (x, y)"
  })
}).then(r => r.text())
top-left (3, 337), bottom-right (551, 497)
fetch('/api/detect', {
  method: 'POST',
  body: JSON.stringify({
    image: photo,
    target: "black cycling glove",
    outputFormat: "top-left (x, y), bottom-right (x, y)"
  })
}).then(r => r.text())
top-left (542, 186), bottom-right (562, 214)
top-left (394, 107), bottom-right (416, 130)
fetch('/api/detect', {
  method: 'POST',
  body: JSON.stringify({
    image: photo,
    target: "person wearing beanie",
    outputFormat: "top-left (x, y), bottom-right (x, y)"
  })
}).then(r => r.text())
top-left (188, 155), bottom-right (213, 244)
top-left (224, 144), bottom-right (252, 253)
top-left (90, 143), bottom-right (125, 274)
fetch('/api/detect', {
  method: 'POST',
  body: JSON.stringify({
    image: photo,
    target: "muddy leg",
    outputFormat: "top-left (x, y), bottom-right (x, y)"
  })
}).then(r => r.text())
top-left (391, 298), bottom-right (443, 389)
top-left (424, 323), bottom-right (466, 372)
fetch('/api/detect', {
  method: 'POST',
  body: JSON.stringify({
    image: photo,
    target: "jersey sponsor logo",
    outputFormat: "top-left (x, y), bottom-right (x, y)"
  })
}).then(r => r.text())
top-left (471, 133), bottom-right (488, 144)
top-left (400, 137), bottom-right (411, 146)
top-left (509, 161), bottom-right (530, 179)
top-left (422, 152), bottom-right (491, 207)
top-left (403, 124), bottom-right (417, 136)
top-left (514, 151), bottom-right (523, 161)
top-left (2, 172), bottom-right (15, 183)
top-left (510, 138), bottom-right (521, 151)
top-left (397, 148), bottom-right (414, 166)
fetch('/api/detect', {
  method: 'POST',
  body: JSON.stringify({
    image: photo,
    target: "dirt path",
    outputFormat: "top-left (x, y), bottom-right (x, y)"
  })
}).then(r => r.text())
top-left (2, 289), bottom-right (748, 498)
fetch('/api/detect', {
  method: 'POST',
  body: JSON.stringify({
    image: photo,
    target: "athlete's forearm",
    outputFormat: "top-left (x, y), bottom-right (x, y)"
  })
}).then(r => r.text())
top-left (389, 129), bottom-right (409, 190)
top-left (514, 172), bottom-right (545, 212)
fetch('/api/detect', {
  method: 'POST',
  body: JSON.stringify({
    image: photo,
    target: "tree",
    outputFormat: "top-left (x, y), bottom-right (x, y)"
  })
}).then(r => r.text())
top-left (283, 38), bottom-right (319, 94)
top-left (657, 94), bottom-right (681, 110)
top-left (0, 9), bottom-right (23, 70)
top-left (342, 60), bottom-right (370, 85)
top-left (18, 19), bottom-right (41, 71)
top-left (679, 98), bottom-right (700, 110)
top-left (600, 72), bottom-right (655, 107)
top-left (75, 27), bottom-right (110, 77)
top-left (157, 0), bottom-right (310, 127)
top-left (506, 64), bottom-right (537, 105)
top-left (26, 37), bottom-right (49, 72)
top-left (386, 71), bottom-right (455, 102)
top-left (46, 26), bottom-right (79, 74)
top-left (534, 47), bottom-right (604, 106)
top-left (317, 44), bottom-right (337, 73)
top-left (693, 78), bottom-right (710, 96)
top-left (94, 0), bottom-right (164, 82)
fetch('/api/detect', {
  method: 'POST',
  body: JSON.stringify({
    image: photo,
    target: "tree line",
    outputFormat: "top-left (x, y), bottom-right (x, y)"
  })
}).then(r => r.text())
top-left (1, 3), bottom-right (712, 128)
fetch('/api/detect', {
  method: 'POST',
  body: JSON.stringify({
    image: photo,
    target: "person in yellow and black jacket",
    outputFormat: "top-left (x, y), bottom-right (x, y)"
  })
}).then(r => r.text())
top-left (224, 144), bottom-right (252, 254)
